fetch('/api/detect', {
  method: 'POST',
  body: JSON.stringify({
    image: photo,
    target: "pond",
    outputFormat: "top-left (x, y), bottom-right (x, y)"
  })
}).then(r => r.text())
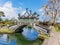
top-left (0, 28), bottom-right (43, 45)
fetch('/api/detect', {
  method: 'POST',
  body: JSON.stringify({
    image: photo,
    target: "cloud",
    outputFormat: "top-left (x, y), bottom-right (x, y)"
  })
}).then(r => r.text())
top-left (39, 8), bottom-right (44, 12)
top-left (39, 7), bottom-right (45, 15)
top-left (21, 10), bottom-right (26, 15)
top-left (0, 1), bottom-right (22, 19)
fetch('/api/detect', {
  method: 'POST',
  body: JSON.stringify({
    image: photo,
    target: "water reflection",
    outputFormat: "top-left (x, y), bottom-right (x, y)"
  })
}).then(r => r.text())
top-left (0, 28), bottom-right (43, 45)
top-left (0, 34), bottom-right (8, 45)
top-left (9, 39), bottom-right (17, 45)
top-left (22, 28), bottom-right (38, 40)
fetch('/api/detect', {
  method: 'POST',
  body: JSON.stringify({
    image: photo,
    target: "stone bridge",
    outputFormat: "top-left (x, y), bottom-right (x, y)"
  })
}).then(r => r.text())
top-left (9, 22), bottom-right (50, 35)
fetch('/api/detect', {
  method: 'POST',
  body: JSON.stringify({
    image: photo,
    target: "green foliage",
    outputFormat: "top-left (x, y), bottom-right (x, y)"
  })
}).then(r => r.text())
top-left (39, 34), bottom-right (49, 39)
top-left (0, 18), bottom-right (3, 22)
top-left (0, 11), bottom-right (5, 17)
top-left (54, 25), bottom-right (60, 32)
top-left (4, 19), bottom-right (16, 26)
top-left (25, 26), bottom-right (32, 28)
top-left (0, 24), bottom-right (3, 26)
top-left (0, 11), bottom-right (5, 22)
top-left (10, 33), bottom-right (43, 45)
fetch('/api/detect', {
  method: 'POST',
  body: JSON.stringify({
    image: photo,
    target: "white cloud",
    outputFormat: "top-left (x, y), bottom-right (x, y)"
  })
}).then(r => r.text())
top-left (39, 6), bottom-right (46, 12)
top-left (39, 7), bottom-right (45, 15)
top-left (0, 1), bottom-right (22, 19)
top-left (39, 8), bottom-right (44, 12)
top-left (21, 10), bottom-right (26, 15)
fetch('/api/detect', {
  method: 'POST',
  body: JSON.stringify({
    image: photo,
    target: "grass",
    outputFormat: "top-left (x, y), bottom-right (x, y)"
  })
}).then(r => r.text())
top-left (38, 34), bottom-right (49, 39)
top-left (0, 26), bottom-right (15, 34)
top-left (54, 26), bottom-right (60, 32)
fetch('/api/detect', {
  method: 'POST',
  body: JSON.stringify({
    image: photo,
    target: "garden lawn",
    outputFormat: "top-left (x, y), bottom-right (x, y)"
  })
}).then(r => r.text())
top-left (38, 34), bottom-right (49, 39)
top-left (0, 26), bottom-right (14, 34)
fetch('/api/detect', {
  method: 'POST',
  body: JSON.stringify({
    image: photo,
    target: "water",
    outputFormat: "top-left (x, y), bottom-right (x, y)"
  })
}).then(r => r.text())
top-left (22, 28), bottom-right (38, 40)
top-left (0, 28), bottom-right (43, 45)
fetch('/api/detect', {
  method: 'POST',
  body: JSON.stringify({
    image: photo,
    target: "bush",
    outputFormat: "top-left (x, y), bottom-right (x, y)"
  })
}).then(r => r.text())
top-left (25, 26), bottom-right (32, 28)
top-left (54, 25), bottom-right (60, 32)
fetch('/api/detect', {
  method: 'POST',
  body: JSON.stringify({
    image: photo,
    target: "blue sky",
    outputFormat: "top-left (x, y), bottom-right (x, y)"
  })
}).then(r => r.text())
top-left (0, 0), bottom-right (60, 22)
top-left (11, 0), bottom-right (48, 11)
top-left (0, 0), bottom-right (48, 18)
top-left (11, 0), bottom-right (47, 10)
top-left (0, 0), bottom-right (49, 21)
top-left (0, 0), bottom-right (48, 12)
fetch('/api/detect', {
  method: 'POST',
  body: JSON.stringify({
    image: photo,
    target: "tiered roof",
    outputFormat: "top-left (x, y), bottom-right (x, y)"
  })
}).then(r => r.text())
top-left (18, 8), bottom-right (39, 19)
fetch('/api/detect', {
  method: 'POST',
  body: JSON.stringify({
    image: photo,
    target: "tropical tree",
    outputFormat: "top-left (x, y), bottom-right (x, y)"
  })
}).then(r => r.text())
top-left (0, 18), bottom-right (3, 21)
top-left (0, 11), bottom-right (5, 17)
top-left (41, 0), bottom-right (60, 25)
top-left (0, 11), bottom-right (5, 22)
top-left (4, 19), bottom-right (16, 26)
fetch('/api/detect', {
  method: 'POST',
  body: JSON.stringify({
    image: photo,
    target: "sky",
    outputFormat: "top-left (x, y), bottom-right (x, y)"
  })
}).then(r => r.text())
top-left (0, 0), bottom-right (48, 11)
top-left (0, 0), bottom-right (48, 20)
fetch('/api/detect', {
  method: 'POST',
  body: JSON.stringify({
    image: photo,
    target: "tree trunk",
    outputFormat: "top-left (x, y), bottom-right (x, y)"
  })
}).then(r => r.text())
top-left (53, 9), bottom-right (57, 25)
top-left (53, 14), bottom-right (56, 25)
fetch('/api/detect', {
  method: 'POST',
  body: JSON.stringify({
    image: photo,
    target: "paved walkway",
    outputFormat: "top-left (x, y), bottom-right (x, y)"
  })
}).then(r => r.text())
top-left (42, 26), bottom-right (60, 45)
